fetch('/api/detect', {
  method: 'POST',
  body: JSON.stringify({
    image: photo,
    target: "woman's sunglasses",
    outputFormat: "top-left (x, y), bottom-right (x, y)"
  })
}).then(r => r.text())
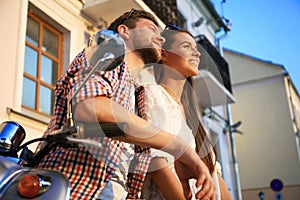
top-left (161, 24), bottom-right (181, 36)
top-left (164, 24), bottom-right (181, 31)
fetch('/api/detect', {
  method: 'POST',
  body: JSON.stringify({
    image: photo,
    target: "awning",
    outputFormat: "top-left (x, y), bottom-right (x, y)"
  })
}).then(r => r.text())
top-left (194, 70), bottom-right (236, 108)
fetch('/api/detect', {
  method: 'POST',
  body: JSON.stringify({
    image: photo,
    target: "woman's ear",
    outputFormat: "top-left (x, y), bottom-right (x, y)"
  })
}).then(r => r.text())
top-left (161, 49), bottom-right (168, 62)
top-left (117, 25), bottom-right (130, 39)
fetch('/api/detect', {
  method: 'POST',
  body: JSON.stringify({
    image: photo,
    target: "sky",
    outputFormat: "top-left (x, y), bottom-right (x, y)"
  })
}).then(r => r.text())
top-left (211, 0), bottom-right (300, 93)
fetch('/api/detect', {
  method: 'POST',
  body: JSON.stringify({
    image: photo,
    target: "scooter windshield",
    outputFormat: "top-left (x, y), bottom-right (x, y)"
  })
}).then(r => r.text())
top-left (68, 29), bottom-right (126, 127)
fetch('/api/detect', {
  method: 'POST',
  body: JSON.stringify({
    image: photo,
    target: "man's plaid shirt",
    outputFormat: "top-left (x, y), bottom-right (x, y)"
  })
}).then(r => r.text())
top-left (37, 49), bottom-right (150, 199)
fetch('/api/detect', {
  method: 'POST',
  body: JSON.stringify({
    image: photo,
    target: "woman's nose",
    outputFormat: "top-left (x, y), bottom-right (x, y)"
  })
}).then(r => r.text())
top-left (194, 48), bottom-right (201, 57)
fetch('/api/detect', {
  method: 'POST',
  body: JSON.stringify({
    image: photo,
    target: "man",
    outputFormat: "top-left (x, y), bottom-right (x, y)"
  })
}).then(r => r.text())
top-left (37, 9), bottom-right (215, 200)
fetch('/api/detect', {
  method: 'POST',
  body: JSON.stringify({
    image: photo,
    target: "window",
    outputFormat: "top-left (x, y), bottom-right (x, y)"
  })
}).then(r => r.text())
top-left (22, 12), bottom-right (63, 116)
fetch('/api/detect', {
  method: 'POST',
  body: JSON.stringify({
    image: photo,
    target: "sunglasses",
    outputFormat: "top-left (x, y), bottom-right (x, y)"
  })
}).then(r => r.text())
top-left (118, 8), bottom-right (136, 26)
top-left (161, 24), bottom-right (181, 36)
top-left (164, 24), bottom-right (181, 31)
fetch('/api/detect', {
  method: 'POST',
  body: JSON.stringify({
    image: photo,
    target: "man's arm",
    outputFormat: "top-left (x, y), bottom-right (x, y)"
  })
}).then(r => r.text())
top-left (75, 96), bottom-right (181, 150)
top-left (75, 96), bottom-right (215, 200)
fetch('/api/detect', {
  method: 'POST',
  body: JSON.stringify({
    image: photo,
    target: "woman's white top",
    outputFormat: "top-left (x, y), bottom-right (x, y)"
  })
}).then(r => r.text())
top-left (141, 83), bottom-right (221, 200)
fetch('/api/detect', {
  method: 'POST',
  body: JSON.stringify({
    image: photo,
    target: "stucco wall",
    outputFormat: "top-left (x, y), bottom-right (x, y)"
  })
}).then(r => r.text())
top-left (0, 0), bottom-right (89, 146)
top-left (224, 49), bottom-right (300, 199)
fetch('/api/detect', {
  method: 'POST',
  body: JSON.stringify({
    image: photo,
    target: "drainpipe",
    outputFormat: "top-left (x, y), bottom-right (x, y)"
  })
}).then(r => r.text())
top-left (216, 27), bottom-right (243, 200)
top-left (286, 73), bottom-right (300, 160)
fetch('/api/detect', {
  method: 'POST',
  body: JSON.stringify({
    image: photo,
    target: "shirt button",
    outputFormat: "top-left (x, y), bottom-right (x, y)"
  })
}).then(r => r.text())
top-left (109, 163), bottom-right (114, 168)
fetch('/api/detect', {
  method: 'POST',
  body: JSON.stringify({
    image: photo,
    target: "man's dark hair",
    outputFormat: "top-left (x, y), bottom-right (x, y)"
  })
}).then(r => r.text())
top-left (107, 9), bottom-right (158, 32)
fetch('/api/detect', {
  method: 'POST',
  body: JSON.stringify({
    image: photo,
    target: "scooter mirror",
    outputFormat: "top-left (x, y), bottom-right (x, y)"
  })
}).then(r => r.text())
top-left (86, 30), bottom-right (126, 71)
top-left (0, 121), bottom-right (26, 155)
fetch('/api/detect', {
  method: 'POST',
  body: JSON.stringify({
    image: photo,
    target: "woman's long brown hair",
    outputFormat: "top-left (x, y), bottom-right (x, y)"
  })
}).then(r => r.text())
top-left (155, 29), bottom-right (217, 174)
top-left (182, 77), bottom-right (216, 174)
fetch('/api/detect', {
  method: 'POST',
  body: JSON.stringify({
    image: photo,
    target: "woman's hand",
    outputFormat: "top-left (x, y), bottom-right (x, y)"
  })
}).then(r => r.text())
top-left (175, 147), bottom-right (216, 200)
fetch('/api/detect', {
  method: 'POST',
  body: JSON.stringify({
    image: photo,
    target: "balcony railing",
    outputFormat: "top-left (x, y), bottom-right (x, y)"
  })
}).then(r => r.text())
top-left (143, 0), bottom-right (178, 25)
top-left (196, 34), bottom-right (232, 94)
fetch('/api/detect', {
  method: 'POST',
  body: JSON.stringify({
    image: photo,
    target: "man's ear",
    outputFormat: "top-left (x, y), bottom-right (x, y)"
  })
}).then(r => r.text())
top-left (161, 49), bottom-right (168, 62)
top-left (117, 25), bottom-right (130, 39)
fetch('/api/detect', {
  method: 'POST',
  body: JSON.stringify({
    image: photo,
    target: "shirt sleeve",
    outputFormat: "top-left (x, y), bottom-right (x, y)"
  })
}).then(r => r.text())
top-left (70, 54), bottom-right (121, 104)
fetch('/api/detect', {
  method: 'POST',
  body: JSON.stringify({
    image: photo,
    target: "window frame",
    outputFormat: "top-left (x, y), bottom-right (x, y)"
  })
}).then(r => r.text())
top-left (22, 11), bottom-right (63, 117)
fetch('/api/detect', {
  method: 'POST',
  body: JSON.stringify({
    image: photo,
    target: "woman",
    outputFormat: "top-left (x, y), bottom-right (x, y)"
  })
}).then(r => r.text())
top-left (141, 27), bottom-right (232, 200)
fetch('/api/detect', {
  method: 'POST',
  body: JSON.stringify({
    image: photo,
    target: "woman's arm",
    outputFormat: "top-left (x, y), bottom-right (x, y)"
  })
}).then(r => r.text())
top-left (148, 157), bottom-right (185, 200)
top-left (217, 174), bottom-right (233, 200)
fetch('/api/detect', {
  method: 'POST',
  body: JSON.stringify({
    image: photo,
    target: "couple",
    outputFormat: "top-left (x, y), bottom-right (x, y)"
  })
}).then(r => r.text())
top-left (36, 9), bottom-right (231, 200)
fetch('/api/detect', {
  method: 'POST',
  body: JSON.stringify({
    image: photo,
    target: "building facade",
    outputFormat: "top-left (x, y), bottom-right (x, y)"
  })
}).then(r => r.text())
top-left (224, 49), bottom-right (300, 200)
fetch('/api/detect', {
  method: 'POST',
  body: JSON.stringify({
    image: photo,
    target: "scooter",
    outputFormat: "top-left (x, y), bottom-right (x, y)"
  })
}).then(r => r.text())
top-left (0, 120), bottom-right (127, 200)
top-left (0, 121), bottom-right (70, 200)
top-left (0, 29), bottom-right (127, 200)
